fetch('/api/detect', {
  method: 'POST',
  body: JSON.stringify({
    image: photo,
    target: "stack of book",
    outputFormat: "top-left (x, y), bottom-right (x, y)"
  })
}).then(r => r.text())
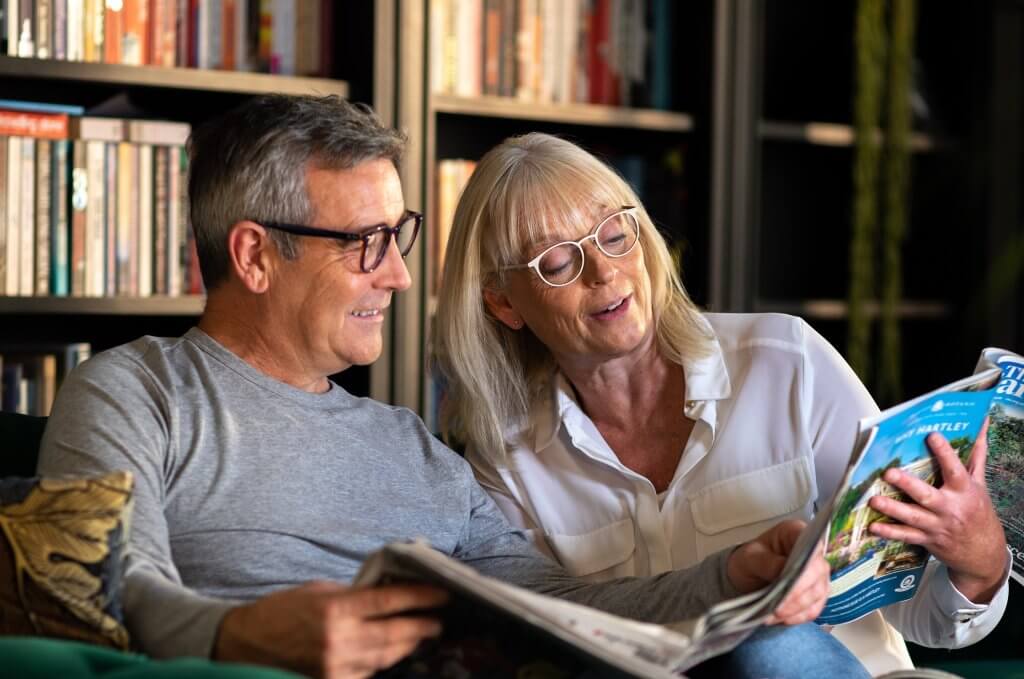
top-left (0, 341), bottom-right (90, 415)
top-left (1, 0), bottom-right (331, 76)
top-left (0, 101), bottom-right (202, 298)
top-left (429, 0), bottom-right (675, 109)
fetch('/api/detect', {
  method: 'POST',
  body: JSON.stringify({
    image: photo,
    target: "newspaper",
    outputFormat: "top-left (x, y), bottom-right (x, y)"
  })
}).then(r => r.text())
top-left (976, 347), bottom-right (1024, 586)
top-left (354, 538), bottom-right (822, 678)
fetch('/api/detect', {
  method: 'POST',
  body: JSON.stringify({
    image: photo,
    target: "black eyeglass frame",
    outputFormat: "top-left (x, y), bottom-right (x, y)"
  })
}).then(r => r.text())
top-left (256, 210), bottom-right (423, 273)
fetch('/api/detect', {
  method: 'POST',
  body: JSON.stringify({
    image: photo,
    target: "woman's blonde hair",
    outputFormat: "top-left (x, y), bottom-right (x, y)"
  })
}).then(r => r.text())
top-left (431, 133), bottom-right (711, 464)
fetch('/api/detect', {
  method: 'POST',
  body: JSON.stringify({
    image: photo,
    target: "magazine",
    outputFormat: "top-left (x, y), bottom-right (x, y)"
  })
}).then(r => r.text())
top-left (976, 347), bottom-right (1024, 586)
top-left (815, 361), bottom-right (1005, 626)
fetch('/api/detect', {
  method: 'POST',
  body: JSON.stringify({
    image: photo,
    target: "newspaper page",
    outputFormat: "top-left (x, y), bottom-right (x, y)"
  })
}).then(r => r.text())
top-left (356, 540), bottom-right (694, 678)
top-left (977, 347), bottom-right (1024, 586)
top-left (815, 368), bottom-right (1002, 626)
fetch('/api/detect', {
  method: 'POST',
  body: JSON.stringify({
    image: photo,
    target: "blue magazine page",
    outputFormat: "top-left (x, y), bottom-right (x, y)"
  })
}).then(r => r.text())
top-left (817, 377), bottom-right (998, 626)
top-left (978, 348), bottom-right (1024, 585)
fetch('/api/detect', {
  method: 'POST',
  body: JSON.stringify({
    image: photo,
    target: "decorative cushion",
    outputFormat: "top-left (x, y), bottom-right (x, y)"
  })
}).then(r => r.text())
top-left (0, 471), bottom-right (133, 650)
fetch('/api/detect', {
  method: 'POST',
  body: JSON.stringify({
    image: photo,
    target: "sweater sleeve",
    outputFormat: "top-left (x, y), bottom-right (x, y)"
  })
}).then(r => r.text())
top-left (37, 351), bottom-right (237, 658)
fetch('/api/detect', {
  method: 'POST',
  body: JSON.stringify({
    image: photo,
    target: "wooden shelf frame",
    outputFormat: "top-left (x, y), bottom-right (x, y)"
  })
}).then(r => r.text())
top-left (754, 298), bottom-right (951, 320)
top-left (432, 94), bottom-right (695, 132)
top-left (0, 55), bottom-right (348, 97)
top-left (758, 120), bottom-right (943, 151)
top-left (0, 296), bottom-right (205, 316)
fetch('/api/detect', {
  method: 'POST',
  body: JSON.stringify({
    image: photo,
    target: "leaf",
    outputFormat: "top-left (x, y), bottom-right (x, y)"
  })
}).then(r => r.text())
top-left (0, 471), bottom-right (133, 649)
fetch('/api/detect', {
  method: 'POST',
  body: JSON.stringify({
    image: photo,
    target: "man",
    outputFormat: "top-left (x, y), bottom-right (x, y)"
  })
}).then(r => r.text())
top-left (38, 95), bottom-right (861, 678)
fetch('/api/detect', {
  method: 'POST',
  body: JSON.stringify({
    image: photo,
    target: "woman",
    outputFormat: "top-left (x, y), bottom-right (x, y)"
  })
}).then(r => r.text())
top-left (432, 133), bottom-right (1010, 676)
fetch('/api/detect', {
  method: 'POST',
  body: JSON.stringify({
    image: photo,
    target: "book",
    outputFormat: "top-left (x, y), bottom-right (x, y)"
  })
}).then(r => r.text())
top-left (816, 355), bottom-right (1014, 626)
top-left (976, 347), bottom-right (1024, 586)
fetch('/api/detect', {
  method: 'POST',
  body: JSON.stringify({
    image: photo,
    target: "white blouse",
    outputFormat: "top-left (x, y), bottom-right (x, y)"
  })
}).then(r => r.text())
top-left (468, 312), bottom-right (1010, 677)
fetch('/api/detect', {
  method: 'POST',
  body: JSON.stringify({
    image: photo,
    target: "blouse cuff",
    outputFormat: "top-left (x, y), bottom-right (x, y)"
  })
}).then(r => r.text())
top-left (930, 548), bottom-right (1012, 624)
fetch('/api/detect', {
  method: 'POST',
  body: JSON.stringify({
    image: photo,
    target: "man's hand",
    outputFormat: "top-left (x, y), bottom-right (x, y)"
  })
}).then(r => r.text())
top-left (214, 580), bottom-right (449, 678)
top-left (727, 519), bottom-right (831, 626)
top-left (867, 418), bottom-right (1008, 603)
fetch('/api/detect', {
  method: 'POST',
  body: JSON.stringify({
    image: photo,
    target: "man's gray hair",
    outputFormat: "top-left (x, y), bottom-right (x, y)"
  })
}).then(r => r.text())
top-left (187, 94), bottom-right (407, 289)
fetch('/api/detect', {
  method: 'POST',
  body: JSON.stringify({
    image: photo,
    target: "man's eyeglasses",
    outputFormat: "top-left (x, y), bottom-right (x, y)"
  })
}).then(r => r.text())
top-left (502, 207), bottom-right (641, 287)
top-left (257, 210), bottom-right (422, 273)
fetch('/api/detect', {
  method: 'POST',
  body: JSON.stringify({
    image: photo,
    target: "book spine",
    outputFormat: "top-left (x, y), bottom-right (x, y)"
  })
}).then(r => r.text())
top-left (104, 142), bottom-right (116, 295)
top-left (17, 137), bottom-right (34, 296)
top-left (121, 0), bottom-right (147, 65)
top-left (482, 0), bottom-right (501, 96)
top-left (454, 0), bottom-right (482, 97)
top-left (17, 0), bottom-right (34, 57)
top-left (115, 142), bottom-right (132, 295)
top-left (0, 110), bottom-right (70, 140)
top-left (5, 137), bottom-right (21, 296)
top-left (104, 0), bottom-right (122, 63)
top-left (137, 143), bottom-right (153, 297)
top-left (50, 139), bottom-right (69, 296)
top-left (69, 140), bottom-right (87, 296)
top-left (66, 0), bottom-right (84, 60)
top-left (234, 0), bottom-right (247, 71)
top-left (317, 0), bottom-right (331, 76)
top-left (270, 0), bottom-right (293, 74)
top-left (498, 0), bottom-right (516, 97)
top-left (222, 0), bottom-right (236, 70)
top-left (153, 145), bottom-right (168, 295)
top-left (176, 0), bottom-right (188, 67)
top-left (5, 0), bottom-right (17, 55)
top-left (36, 0), bottom-right (51, 57)
top-left (53, 0), bottom-right (67, 60)
top-left (34, 139), bottom-right (51, 296)
top-left (83, 140), bottom-right (104, 297)
top-left (650, 0), bottom-right (670, 110)
top-left (0, 137), bottom-right (6, 295)
top-left (166, 143), bottom-right (181, 295)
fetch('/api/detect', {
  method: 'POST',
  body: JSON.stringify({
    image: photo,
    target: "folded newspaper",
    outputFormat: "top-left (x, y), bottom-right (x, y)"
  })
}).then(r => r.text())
top-left (354, 539), bottom-right (810, 678)
top-left (354, 347), bottom-right (1023, 676)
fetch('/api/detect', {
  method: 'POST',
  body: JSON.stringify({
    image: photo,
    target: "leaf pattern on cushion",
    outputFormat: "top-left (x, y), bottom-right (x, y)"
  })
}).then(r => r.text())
top-left (0, 471), bottom-right (133, 649)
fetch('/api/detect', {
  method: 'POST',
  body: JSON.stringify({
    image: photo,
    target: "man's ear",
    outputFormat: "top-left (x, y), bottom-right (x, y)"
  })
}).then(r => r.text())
top-left (227, 221), bottom-right (274, 294)
top-left (483, 287), bottom-right (525, 330)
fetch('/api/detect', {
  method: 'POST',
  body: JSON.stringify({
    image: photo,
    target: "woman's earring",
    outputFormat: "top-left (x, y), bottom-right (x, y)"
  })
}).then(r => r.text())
top-left (511, 319), bottom-right (524, 330)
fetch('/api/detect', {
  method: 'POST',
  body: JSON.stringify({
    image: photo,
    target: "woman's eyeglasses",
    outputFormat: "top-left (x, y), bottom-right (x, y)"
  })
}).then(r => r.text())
top-left (502, 207), bottom-right (641, 287)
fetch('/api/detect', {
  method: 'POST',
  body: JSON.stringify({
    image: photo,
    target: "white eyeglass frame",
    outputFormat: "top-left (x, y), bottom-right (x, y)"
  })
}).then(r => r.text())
top-left (501, 206), bottom-right (641, 287)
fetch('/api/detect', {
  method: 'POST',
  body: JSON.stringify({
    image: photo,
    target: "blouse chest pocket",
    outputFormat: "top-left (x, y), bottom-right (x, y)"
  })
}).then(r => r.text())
top-left (690, 457), bottom-right (814, 558)
top-left (543, 518), bottom-right (636, 582)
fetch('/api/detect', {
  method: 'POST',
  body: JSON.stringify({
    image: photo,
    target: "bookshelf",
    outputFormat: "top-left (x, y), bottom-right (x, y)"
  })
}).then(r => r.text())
top-left (711, 0), bottom-right (1023, 404)
top-left (394, 0), bottom-right (714, 422)
top-left (0, 1), bottom-right (392, 409)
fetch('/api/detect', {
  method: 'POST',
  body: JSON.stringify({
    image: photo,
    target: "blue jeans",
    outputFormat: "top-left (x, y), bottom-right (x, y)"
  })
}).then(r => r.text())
top-left (688, 623), bottom-right (871, 679)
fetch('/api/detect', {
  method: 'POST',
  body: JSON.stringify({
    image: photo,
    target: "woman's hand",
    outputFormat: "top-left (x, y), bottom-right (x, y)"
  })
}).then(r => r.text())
top-left (727, 519), bottom-right (831, 625)
top-left (867, 418), bottom-right (1008, 603)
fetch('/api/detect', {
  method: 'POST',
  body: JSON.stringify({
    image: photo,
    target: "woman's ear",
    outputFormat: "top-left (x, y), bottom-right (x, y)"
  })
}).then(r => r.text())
top-left (483, 287), bottom-right (525, 330)
top-left (227, 220), bottom-right (274, 294)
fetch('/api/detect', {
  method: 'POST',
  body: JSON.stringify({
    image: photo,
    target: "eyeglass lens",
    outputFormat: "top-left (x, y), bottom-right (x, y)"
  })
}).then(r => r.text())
top-left (363, 213), bottom-right (420, 271)
top-left (536, 211), bottom-right (639, 285)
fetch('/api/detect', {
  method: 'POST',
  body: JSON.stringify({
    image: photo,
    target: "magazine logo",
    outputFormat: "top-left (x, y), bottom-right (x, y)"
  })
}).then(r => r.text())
top-left (930, 400), bottom-right (944, 412)
top-left (895, 575), bottom-right (916, 592)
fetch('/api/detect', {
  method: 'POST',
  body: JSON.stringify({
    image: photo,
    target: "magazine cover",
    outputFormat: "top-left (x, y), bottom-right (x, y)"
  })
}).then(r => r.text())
top-left (978, 348), bottom-right (1024, 586)
top-left (817, 372), bottom-right (1000, 626)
